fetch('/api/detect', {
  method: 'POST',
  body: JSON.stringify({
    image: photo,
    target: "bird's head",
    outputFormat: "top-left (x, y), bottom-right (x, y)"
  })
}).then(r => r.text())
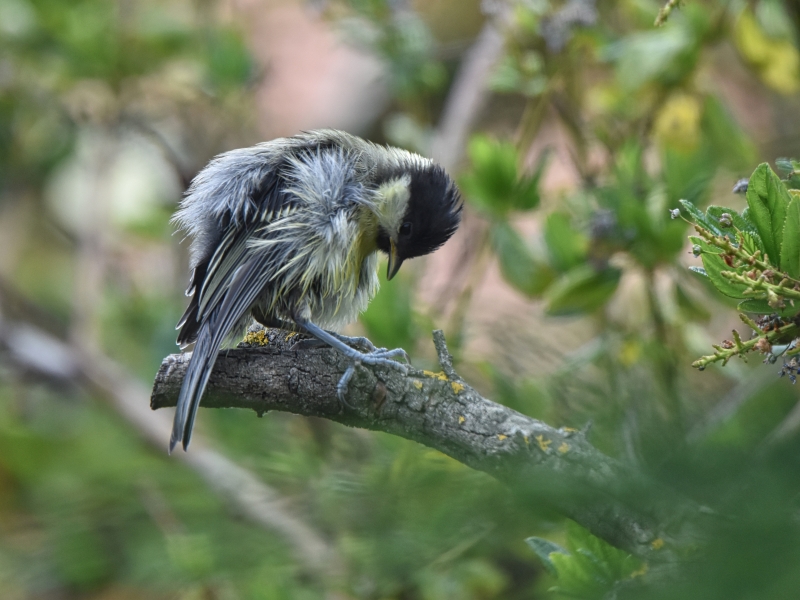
top-left (373, 161), bottom-right (462, 280)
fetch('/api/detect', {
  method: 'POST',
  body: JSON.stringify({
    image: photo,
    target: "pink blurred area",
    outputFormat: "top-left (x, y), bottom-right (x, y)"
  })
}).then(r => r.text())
top-left (229, 0), bottom-right (389, 137)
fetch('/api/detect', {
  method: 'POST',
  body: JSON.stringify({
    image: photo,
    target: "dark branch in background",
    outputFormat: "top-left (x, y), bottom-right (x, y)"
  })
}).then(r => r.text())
top-left (152, 329), bottom-right (710, 565)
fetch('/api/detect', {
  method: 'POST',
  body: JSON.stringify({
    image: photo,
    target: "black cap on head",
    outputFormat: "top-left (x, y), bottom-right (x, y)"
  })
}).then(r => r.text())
top-left (395, 163), bottom-right (462, 261)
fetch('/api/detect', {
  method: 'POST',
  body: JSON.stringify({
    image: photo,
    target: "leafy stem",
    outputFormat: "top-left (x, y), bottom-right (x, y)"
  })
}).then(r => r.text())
top-left (693, 225), bottom-right (800, 288)
top-left (691, 318), bottom-right (799, 370)
top-left (721, 271), bottom-right (800, 303)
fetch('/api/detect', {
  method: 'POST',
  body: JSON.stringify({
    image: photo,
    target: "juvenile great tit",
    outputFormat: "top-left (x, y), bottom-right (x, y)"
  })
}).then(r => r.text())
top-left (170, 129), bottom-right (462, 452)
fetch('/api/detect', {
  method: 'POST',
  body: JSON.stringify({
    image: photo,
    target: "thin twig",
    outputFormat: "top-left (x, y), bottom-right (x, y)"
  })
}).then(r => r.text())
top-left (432, 329), bottom-right (460, 380)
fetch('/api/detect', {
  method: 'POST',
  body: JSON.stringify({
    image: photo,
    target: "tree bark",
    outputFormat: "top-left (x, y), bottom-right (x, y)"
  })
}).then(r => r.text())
top-left (152, 329), bottom-right (705, 564)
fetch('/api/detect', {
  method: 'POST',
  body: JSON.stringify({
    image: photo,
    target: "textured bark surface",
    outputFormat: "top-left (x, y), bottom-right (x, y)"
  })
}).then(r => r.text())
top-left (152, 329), bottom-right (703, 563)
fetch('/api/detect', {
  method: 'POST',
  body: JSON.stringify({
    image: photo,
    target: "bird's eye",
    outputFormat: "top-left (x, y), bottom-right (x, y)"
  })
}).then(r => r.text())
top-left (400, 222), bottom-right (412, 237)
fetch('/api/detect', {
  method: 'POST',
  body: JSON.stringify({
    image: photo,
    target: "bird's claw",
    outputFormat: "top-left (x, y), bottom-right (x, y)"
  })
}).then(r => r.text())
top-left (335, 346), bottom-right (409, 406)
top-left (331, 333), bottom-right (378, 353)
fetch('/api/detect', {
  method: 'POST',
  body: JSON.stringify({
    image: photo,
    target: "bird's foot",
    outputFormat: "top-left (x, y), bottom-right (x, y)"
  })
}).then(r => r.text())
top-left (330, 333), bottom-right (379, 353)
top-left (290, 319), bottom-right (410, 408)
top-left (335, 345), bottom-right (409, 406)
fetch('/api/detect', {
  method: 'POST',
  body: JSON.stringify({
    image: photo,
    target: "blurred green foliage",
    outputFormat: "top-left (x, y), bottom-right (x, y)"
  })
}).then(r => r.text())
top-left (527, 522), bottom-right (643, 599)
top-left (4, 0), bottom-right (800, 599)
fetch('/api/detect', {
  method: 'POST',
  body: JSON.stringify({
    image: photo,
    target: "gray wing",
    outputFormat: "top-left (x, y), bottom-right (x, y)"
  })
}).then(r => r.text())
top-left (170, 252), bottom-right (273, 451)
top-left (176, 161), bottom-right (288, 347)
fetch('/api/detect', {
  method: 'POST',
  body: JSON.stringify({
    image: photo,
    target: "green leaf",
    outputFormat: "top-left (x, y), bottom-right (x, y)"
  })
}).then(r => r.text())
top-left (745, 163), bottom-right (791, 265)
top-left (459, 136), bottom-right (519, 217)
top-left (525, 537), bottom-right (568, 574)
top-left (680, 199), bottom-right (721, 235)
top-left (705, 206), bottom-right (755, 236)
top-left (703, 206), bottom-right (765, 255)
top-left (775, 158), bottom-right (800, 189)
top-left (739, 230), bottom-right (765, 256)
top-left (540, 521), bottom-right (644, 598)
top-left (511, 149), bottom-right (550, 212)
top-left (544, 212), bottom-right (588, 272)
top-left (491, 222), bottom-right (555, 296)
top-left (460, 136), bottom-right (549, 217)
top-left (544, 265), bottom-right (621, 316)
top-left (737, 299), bottom-right (799, 317)
top-left (689, 236), bottom-right (749, 299)
top-left (604, 25), bottom-right (697, 92)
top-left (780, 196), bottom-right (800, 278)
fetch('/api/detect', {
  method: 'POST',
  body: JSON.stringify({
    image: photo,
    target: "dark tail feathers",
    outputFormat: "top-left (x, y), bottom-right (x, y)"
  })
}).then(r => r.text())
top-left (170, 322), bottom-right (221, 453)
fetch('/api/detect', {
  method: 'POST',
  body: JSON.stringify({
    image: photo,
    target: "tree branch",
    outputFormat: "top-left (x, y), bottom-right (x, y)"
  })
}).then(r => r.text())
top-left (152, 329), bottom-right (707, 564)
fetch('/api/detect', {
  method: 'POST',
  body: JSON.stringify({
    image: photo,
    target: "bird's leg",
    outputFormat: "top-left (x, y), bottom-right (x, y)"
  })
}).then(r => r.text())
top-left (253, 310), bottom-right (382, 353)
top-left (293, 317), bottom-right (409, 402)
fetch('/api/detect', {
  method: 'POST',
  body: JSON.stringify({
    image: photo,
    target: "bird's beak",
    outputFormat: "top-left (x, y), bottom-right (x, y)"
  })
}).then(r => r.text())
top-left (387, 240), bottom-right (403, 280)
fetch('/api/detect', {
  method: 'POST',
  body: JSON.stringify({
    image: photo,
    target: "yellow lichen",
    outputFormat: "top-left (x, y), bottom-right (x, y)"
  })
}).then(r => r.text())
top-left (523, 436), bottom-right (530, 445)
top-left (651, 538), bottom-right (664, 550)
top-left (630, 564), bottom-right (649, 578)
top-left (562, 427), bottom-right (578, 433)
top-left (557, 442), bottom-right (570, 454)
top-left (242, 330), bottom-right (269, 346)
top-left (413, 380), bottom-right (423, 390)
top-left (535, 435), bottom-right (551, 452)
top-left (284, 331), bottom-right (298, 342)
top-left (497, 434), bottom-right (507, 441)
top-left (450, 381), bottom-right (464, 394)
top-left (458, 416), bottom-right (465, 424)
top-left (423, 370), bottom-right (449, 381)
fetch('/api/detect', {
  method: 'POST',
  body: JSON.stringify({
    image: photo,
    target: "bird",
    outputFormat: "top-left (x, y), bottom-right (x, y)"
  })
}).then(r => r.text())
top-left (169, 129), bottom-right (462, 452)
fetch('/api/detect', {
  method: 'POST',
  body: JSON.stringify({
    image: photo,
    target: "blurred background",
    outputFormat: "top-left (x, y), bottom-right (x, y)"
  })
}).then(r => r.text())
top-left (3, 0), bottom-right (800, 598)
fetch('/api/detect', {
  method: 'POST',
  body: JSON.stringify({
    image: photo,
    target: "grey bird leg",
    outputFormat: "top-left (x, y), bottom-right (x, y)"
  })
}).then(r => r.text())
top-left (292, 317), bottom-right (409, 404)
top-left (252, 312), bottom-right (381, 353)
top-left (292, 334), bottom-right (382, 353)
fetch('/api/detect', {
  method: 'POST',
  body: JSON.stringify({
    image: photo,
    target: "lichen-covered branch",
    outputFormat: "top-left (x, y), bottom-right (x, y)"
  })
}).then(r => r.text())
top-left (152, 329), bottom-right (707, 564)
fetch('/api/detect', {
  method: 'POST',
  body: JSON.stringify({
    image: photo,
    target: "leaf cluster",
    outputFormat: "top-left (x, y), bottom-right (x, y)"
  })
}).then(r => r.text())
top-left (683, 162), bottom-right (800, 368)
top-left (527, 521), bottom-right (643, 599)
